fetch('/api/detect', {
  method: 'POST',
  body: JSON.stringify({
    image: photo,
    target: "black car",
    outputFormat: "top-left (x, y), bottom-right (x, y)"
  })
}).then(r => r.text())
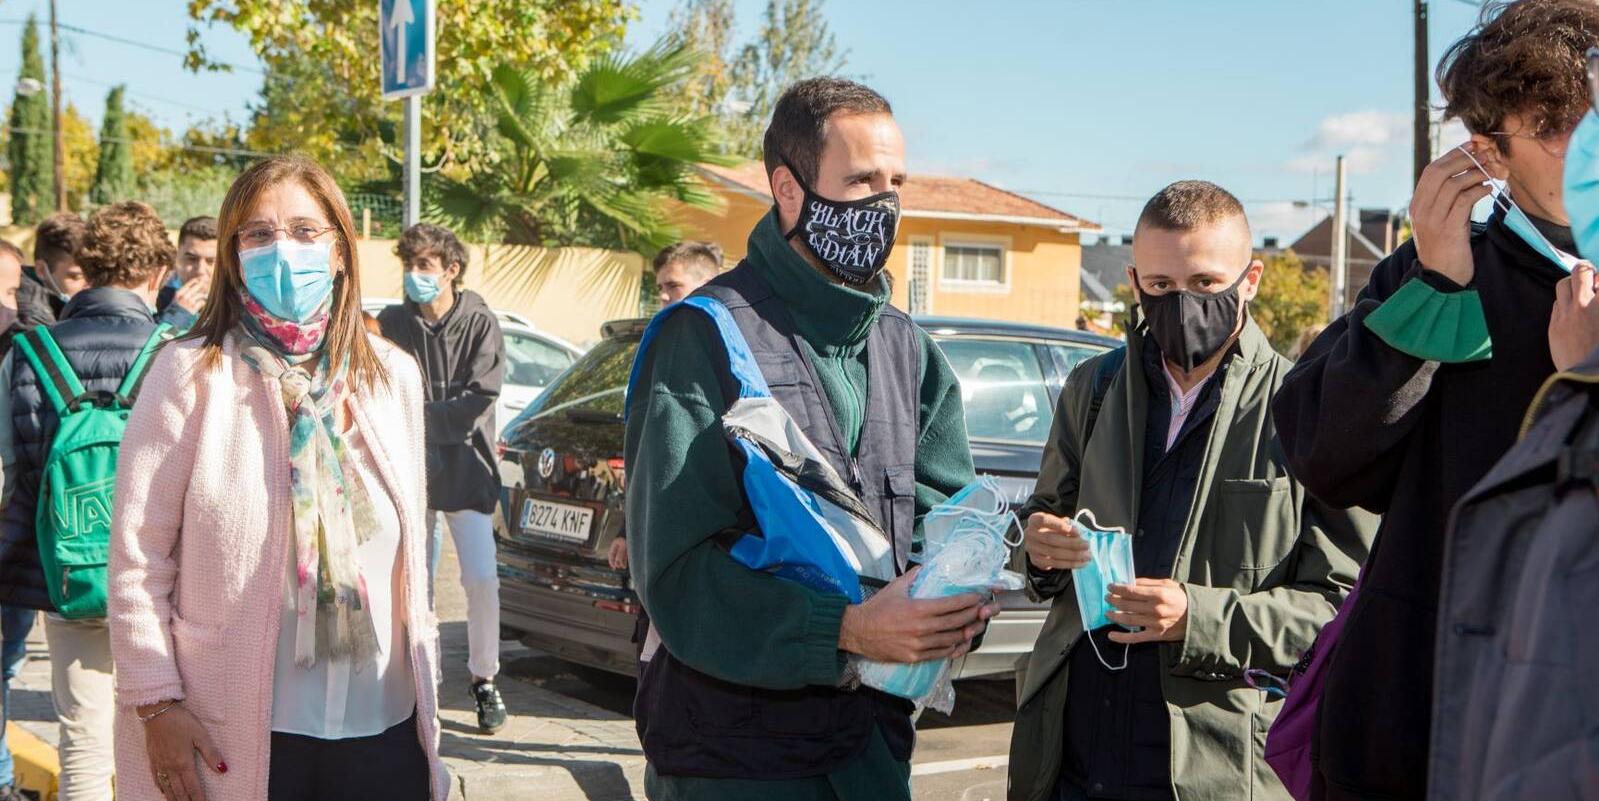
top-left (494, 316), bottom-right (1119, 677)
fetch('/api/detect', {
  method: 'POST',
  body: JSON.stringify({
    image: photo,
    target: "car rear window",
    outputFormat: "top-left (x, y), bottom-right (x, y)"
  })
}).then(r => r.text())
top-left (505, 331), bottom-right (575, 389)
top-left (936, 338), bottom-right (1054, 445)
top-left (535, 336), bottom-right (639, 412)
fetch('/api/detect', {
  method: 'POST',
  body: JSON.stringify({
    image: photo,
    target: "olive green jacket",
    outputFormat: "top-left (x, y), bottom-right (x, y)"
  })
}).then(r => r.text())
top-left (1007, 316), bottom-right (1377, 801)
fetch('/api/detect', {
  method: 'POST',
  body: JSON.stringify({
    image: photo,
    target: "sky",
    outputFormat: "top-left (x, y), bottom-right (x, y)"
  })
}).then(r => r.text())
top-left (0, 0), bottom-right (1495, 244)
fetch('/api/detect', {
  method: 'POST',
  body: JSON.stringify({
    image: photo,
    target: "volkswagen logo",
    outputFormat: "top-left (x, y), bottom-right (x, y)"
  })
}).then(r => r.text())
top-left (537, 448), bottom-right (557, 479)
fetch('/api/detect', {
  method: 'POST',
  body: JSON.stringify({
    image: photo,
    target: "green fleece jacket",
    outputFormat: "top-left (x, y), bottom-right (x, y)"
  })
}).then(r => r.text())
top-left (624, 211), bottom-right (975, 800)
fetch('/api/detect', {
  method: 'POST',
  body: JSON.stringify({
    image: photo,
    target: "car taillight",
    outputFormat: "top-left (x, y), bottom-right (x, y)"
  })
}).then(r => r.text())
top-left (607, 457), bottom-right (626, 486)
top-left (594, 599), bottom-right (639, 615)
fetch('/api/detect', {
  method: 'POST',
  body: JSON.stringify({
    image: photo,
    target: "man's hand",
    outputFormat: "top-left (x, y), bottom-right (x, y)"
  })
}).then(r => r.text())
top-left (838, 567), bottom-right (999, 664)
top-left (1410, 146), bottom-right (1494, 287)
top-left (171, 277), bottom-right (208, 315)
top-left (1105, 578), bottom-right (1189, 644)
top-left (607, 536), bottom-right (629, 571)
top-left (1023, 512), bottom-right (1091, 572)
top-left (1550, 262), bottom-right (1599, 371)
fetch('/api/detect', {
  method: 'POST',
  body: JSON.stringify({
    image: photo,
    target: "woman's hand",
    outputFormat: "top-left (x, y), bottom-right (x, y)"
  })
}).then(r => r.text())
top-left (139, 701), bottom-right (226, 801)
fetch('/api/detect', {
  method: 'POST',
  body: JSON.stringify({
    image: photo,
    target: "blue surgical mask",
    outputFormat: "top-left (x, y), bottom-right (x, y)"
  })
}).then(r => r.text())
top-left (403, 272), bottom-right (442, 304)
top-left (1458, 144), bottom-right (1581, 273)
top-left (1564, 110), bottom-right (1599, 261)
top-left (166, 274), bottom-right (184, 290)
top-left (238, 240), bottom-right (334, 323)
top-left (1071, 508), bottom-right (1137, 671)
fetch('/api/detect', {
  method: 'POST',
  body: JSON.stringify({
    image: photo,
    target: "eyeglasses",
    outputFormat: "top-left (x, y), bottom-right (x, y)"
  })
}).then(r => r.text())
top-left (237, 219), bottom-right (336, 249)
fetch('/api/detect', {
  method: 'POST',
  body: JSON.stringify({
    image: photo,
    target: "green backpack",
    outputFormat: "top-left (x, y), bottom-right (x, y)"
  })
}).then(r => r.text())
top-left (12, 323), bottom-right (171, 619)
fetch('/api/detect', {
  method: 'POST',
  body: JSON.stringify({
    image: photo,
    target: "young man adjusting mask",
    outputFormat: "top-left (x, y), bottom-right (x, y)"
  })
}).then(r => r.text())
top-left (625, 78), bottom-right (990, 801)
top-left (1008, 182), bottom-right (1375, 801)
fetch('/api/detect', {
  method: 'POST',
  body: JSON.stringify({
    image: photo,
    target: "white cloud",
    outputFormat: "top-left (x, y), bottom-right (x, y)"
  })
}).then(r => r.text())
top-left (1247, 200), bottom-right (1328, 246)
top-left (1286, 110), bottom-right (1413, 176)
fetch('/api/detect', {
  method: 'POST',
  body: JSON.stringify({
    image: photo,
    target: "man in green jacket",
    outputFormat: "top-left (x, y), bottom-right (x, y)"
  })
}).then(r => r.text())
top-left (624, 78), bottom-right (995, 801)
top-left (1008, 181), bottom-right (1377, 801)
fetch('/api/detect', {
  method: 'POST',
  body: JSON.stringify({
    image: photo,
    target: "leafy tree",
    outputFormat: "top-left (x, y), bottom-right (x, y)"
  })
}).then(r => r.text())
top-left (429, 40), bottom-right (736, 253)
top-left (186, 0), bottom-right (632, 179)
top-left (665, 0), bottom-right (737, 118)
top-left (724, 0), bottom-right (847, 156)
top-left (61, 103), bottom-right (99, 210)
top-left (1252, 251), bottom-right (1330, 354)
top-left (91, 86), bottom-right (136, 206)
top-left (7, 15), bottom-right (54, 225)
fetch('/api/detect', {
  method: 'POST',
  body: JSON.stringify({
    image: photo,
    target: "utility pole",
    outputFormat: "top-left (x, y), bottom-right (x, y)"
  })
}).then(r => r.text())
top-left (1331, 156), bottom-right (1349, 320)
top-left (404, 96), bottom-right (420, 227)
top-left (49, 0), bottom-right (66, 212)
top-left (1414, 0), bottom-right (1431, 186)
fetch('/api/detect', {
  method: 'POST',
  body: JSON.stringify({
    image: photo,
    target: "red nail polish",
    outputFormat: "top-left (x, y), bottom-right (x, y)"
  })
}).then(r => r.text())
top-left (217, 762), bottom-right (228, 773)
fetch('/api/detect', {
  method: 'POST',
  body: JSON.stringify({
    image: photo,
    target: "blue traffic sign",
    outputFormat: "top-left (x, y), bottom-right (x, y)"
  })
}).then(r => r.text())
top-left (381, 0), bottom-right (434, 99)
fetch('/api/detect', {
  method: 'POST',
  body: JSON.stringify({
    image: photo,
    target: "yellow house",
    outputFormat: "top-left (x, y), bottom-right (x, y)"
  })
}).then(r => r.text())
top-left (677, 162), bottom-right (1099, 327)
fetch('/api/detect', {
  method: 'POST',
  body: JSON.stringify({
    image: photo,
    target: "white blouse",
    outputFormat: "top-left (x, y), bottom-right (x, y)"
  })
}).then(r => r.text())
top-left (270, 426), bottom-right (416, 739)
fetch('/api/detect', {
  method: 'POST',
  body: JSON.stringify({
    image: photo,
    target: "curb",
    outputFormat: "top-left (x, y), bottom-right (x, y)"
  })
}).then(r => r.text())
top-left (7, 722), bottom-right (58, 801)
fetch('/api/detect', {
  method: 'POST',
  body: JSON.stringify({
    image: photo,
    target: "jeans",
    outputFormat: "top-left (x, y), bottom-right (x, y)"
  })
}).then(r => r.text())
top-left (0, 606), bottom-right (36, 787)
top-left (426, 510), bottom-right (501, 680)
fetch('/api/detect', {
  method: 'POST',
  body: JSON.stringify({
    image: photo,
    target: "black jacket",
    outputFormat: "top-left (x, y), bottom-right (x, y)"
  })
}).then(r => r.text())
top-left (377, 290), bottom-right (504, 514)
top-left (17, 266), bottom-right (62, 328)
top-left (1272, 209), bottom-right (1565, 801)
top-left (0, 288), bottom-right (161, 611)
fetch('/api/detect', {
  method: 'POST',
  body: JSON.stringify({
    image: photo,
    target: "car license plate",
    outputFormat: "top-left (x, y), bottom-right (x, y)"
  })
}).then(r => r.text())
top-left (520, 498), bottom-right (595, 543)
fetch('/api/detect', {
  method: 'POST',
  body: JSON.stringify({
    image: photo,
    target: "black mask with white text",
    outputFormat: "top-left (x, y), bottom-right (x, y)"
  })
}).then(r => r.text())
top-left (1135, 268), bottom-right (1249, 372)
top-left (782, 159), bottom-right (901, 285)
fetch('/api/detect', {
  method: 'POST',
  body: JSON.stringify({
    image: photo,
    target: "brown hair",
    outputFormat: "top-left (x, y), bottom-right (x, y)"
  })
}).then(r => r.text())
top-left (189, 155), bottom-right (387, 390)
top-left (0, 240), bottom-right (23, 266)
top-left (1438, 0), bottom-right (1599, 148)
top-left (652, 240), bottom-right (723, 279)
top-left (33, 212), bottom-right (85, 264)
top-left (77, 201), bottom-right (175, 288)
top-left (178, 216), bottom-right (218, 245)
top-left (395, 223), bottom-right (469, 289)
top-left (1135, 180), bottom-right (1249, 236)
top-left (763, 78), bottom-right (894, 185)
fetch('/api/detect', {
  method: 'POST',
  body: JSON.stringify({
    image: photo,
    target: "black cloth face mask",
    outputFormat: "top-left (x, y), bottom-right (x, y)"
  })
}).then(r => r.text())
top-left (1134, 267), bottom-right (1250, 372)
top-left (781, 159), bottom-right (901, 285)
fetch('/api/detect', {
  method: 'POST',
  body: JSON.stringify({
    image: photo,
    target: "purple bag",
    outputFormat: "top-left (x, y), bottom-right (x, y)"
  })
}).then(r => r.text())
top-left (1255, 580), bottom-right (1362, 801)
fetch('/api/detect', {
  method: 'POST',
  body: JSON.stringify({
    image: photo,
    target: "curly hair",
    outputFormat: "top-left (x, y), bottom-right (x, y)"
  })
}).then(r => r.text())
top-left (395, 223), bottom-right (469, 288)
top-left (77, 201), bottom-right (175, 288)
top-left (1438, 0), bottom-right (1599, 148)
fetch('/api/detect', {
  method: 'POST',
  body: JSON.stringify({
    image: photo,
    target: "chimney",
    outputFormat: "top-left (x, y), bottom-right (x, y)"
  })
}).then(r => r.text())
top-left (1263, 236), bottom-right (1280, 250)
top-left (1121, 234), bottom-right (1134, 246)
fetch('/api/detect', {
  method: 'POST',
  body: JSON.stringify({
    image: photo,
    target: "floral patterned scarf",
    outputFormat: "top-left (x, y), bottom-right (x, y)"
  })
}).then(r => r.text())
top-left (235, 292), bottom-right (379, 667)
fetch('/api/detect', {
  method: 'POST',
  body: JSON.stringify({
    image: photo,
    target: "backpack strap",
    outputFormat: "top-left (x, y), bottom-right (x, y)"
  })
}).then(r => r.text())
top-left (12, 327), bottom-right (85, 417)
top-left (116, 324), bottom-right (174, 405)
top-left (1080, 346), bottom-right (1126, 445)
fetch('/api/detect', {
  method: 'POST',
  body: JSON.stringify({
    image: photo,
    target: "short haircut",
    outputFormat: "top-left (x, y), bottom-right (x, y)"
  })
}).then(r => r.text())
top-left (178, 216), bottom-right (218, 245)
top-left (33, 212), bottom-right (86, 264)
top-left (77, 201), bottom-right (175, 288)
top-left (762, 77), bottom-right (893, 185)
top-left (0, 240), bottom-right (23, 265)
top-left (396, 223), bottom-right (470, 286)
top-left (1438, 0), bottom-right (1599, 146)
top-left (1135, 180), bottom-right (1250, 236)
top-left (653, 241), bottom-right (723, 279)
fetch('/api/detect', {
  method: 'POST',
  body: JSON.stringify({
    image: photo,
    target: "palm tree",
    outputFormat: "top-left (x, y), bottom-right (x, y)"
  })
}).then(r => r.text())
top-left (430, 39), bottom-right (738, 253)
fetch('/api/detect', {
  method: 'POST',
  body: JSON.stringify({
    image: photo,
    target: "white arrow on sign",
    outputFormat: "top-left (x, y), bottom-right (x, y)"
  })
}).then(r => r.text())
top-left (388, 0), bottom-right (415, 84)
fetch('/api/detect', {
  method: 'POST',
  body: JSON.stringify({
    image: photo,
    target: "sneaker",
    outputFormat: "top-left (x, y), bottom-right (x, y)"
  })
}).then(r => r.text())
top-left (472, 679), bottom-right (507, 734)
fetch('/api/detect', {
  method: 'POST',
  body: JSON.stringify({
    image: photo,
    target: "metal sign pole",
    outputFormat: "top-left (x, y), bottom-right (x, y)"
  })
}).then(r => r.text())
top-left (405, 94), bottom-right (421, 227)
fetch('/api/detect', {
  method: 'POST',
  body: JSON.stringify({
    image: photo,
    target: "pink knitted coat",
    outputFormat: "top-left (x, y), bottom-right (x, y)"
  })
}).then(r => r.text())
top-left (108, 334), bottom-right (449, 801)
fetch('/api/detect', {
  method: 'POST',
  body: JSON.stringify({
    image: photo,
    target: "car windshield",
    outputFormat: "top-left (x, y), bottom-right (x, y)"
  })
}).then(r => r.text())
top-left (505, 331), bottom-right (575, 389)
top-left (531, 336), bottom-right (638, 417)
top-left (936, 338), bottom-right (1057, 445)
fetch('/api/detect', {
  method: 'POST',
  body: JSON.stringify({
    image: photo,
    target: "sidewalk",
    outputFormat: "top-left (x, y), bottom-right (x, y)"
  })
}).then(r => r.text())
top-left (8, 533), bottom-right (647, 801)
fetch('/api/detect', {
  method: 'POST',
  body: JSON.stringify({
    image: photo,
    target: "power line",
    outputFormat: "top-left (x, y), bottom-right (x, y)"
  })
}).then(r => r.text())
top-left (5, 124), bottom-right (275, 160)
top-left (0, 66), bottom-right (229, 116)
top-left (0, 16), bottom-right (264, 75)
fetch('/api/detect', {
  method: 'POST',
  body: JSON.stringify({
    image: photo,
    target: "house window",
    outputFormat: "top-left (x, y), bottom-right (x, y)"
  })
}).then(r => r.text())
top-left (908, 238), bottom-right (933, 314)
top-left (942, 242), bottom-right (1006, 286)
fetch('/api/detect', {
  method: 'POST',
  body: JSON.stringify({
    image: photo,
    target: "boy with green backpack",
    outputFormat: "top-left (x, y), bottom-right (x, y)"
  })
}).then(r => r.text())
top-left (0, 201), bottom-right (177, 801)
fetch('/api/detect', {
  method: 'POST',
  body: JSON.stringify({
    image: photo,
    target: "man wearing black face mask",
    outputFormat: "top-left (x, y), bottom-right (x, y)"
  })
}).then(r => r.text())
top-left (1008, 181), bottom-right (1375, 801)
top-left (624, 78), bottom-right (990, 801)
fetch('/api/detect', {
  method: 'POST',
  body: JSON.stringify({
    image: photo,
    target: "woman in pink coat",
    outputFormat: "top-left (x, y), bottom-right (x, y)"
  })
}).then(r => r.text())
top-left (108, 155), bottom-right (448, 801)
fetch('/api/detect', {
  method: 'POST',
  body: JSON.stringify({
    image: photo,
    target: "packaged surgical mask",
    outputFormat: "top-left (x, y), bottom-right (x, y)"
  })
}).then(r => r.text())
top-left (1071, 508), bottom-right (1136, 671)
top-left (849, 476), bottom-right (1025, 713)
